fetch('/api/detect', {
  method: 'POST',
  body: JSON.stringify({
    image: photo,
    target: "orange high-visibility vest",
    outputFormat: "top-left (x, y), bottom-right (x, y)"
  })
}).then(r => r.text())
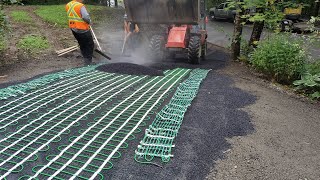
top-left (66, 1), bottom-right (90, 30)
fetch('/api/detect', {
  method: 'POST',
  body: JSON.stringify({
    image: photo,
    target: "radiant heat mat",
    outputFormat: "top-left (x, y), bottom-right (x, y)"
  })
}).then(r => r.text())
top-left (135, 69), bottom-right (211, 164)
top-left (0, 65), bottom-right (191, 179)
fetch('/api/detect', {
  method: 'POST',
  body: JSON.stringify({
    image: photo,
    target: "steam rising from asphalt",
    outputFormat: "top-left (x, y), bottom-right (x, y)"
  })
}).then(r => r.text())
top-left (93, 27), bottom-right (155, 65)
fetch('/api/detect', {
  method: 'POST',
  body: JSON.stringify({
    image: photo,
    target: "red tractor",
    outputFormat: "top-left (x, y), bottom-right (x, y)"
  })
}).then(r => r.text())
top-left (124, 0), bottom-right (208, 64)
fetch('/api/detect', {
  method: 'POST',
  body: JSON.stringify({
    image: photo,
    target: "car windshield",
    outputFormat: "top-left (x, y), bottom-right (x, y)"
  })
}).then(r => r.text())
top-left (217, 4), bottom-right (224, 9)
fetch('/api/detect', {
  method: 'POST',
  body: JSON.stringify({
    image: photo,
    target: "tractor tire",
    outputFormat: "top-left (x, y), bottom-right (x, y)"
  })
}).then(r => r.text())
top-left (149, 35), bottom-right (165, 61)
top-left (168, 51), bottom-right (175, 59)
top-left (188, 36), bottom-right (201, 64)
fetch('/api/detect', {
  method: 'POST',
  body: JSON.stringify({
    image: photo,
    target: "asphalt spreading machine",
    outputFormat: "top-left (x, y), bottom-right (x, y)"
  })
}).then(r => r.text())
top-left (124, 0), bottom-right (208, 64)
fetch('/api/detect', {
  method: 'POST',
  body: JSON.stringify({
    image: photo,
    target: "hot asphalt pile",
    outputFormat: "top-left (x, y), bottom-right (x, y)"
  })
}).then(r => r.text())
top-left (96, 63), bottom-right (164, 76)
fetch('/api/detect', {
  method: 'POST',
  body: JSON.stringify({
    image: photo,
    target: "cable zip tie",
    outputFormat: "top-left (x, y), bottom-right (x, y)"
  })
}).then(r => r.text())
top-left (138, 142), bottom-right (175, 148)
top-left (148, 126), bottom-right (178, 133)
top-left (135, 151), bottom-right (174, 158)
top-left (145, 131), bottom-right (175, 139)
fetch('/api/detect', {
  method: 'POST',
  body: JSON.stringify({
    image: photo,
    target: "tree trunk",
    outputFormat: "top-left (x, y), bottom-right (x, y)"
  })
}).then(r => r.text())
top-left (115, 0), bottom-right (118, 7)
top-left (249, 21), bottom-right (264, 48)
top-left (314, 0), bottom-right (320, 17)
top-left (231, 11), bottom-right (244, 61)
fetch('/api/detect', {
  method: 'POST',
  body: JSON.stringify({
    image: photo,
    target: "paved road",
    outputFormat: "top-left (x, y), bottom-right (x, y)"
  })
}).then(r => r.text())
top-left (206, 20), bottom-right (256, 48)
top-left (206, 20), bottom-right (320, 60)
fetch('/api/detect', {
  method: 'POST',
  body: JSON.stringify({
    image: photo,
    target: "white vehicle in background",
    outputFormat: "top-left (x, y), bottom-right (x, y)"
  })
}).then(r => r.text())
top-left (209, 3), bottom-right (237, 22)
top-left (209, 2), bottom-right (256, 23)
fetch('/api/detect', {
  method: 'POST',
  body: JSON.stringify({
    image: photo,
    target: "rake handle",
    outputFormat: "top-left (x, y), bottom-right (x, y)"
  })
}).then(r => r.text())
top-left (90, 26), bottom-right (102, 51)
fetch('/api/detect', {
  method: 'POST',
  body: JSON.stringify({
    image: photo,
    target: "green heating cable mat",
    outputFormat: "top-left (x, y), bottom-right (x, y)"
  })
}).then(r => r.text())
top-left (0, 65), bottom-right (210, 179)
top-left (135, 69), bottom-right (211, 164)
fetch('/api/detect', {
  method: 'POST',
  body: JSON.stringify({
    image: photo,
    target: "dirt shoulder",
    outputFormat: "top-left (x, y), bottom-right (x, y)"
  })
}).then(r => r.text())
top-left (0, 5), bottom-right (82, 83)
top-left (207, 62), bottom-right (320, 180)
top-left (0, 5), bottom-right (124, 84)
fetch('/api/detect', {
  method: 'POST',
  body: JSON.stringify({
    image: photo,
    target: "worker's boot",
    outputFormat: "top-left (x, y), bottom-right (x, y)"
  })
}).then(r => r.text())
top-left (84, 58), bottom-right (92, 66)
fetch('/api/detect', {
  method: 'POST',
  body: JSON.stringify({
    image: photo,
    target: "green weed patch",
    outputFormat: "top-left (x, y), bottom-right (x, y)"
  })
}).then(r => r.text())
top-left (17, 34), bottom-right (49, 53)
top-left (10, 10), bottom-right (32, 23)
top-left (0, 35), bottom-right (5, 52)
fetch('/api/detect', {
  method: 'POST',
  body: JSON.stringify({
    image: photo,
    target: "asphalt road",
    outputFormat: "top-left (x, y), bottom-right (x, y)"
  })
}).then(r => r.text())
top-left (206, 20), bottom-right (256, 48)
top-left (206, 20), bottom-right (320, 60)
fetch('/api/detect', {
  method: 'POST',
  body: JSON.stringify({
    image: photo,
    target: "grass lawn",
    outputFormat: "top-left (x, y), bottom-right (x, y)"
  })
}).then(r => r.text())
top-left (34, 5), bottom-right (108, 28)
top-left (10, 10), bottom-right (33, 23)
top-left (17, 34), bottom-right (49, 54)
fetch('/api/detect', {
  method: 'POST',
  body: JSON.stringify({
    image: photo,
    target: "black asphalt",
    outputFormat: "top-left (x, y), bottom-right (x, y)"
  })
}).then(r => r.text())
top-left (96, 63), bottom-right (164, 76)
top-left (0, 46), bottom-right (256, 179)
top-left (106, 47), bottom-right (256, 179)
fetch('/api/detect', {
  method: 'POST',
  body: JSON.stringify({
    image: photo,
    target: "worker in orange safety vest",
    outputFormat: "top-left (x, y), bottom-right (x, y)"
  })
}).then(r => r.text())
top-left (66, 0), bottom-right (94, 65)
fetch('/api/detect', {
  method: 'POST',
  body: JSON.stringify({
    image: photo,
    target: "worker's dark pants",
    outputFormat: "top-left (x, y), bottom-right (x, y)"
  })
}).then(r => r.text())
top-left (72, 30), bottom-right (94, 65)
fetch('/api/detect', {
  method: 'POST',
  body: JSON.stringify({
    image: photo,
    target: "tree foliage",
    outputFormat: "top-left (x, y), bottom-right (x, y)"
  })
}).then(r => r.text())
top-left (207, 0), bottom-right (226, 9)
top-left (0, 0), bottom-right (118, 5)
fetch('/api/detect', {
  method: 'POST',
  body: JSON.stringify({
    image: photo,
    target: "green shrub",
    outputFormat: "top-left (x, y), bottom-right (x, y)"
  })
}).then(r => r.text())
top-left (10, 10), bottom-right (32, 23)
top-left (250, 34), bottom-right (306, 84)
top-left (239, 38), bottom-right (253, 62)
top-left (305, 60), bottom-right (320, 75)
top-left (17, 34), bottom-right (49, 54)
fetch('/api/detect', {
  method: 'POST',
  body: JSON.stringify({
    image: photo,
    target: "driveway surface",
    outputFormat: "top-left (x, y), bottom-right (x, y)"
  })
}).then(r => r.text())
top-left (104, 47), bottom-right (320, 180)
top-left (206, 20), bottom-right (320, 60)
top-left (0, 26), bottom-right (320, 180)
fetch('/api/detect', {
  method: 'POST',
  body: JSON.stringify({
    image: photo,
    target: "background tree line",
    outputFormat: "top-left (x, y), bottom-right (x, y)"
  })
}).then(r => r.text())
top-left (207, 0), bottom-right (319, 17)
top-left (0, 0), bottom-right (118, 6)
top-left (0, 0), bottom-right (317, 16)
